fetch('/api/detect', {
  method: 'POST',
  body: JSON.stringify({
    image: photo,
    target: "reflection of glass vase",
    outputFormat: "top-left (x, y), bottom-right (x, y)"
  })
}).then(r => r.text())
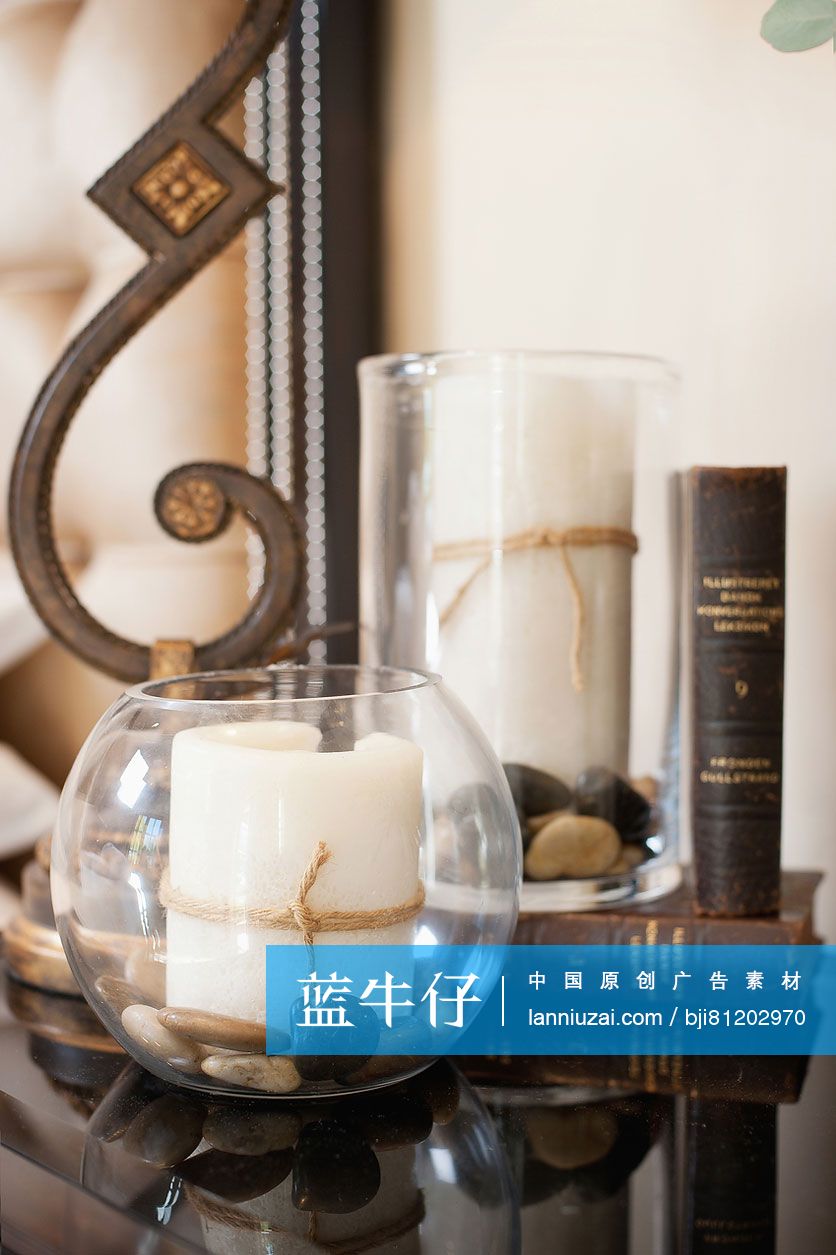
top-left (52, 665), bottom-right (520, 1098)
top-left (683, 1098), bottom-right (776, 1254)
top-left (360, 351), bottom-right (682, 911)
top-left (5, 977), bottom-right (126, 1118)
top-left (484, 1088), bottom-right (671, 1255)
top-left (192, 1145), bottom-right (422, 1255)
top-left (84, 1062), bottom-right (517, 1255)
top-left (4, 837), bottom-right (77, 994)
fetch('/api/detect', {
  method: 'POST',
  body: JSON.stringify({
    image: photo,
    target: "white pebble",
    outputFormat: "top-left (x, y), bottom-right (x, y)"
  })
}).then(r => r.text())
top-left (201, 1052), bottom-right (302, 1094)
top-left (121, 1004), bottom-right (203, 1073)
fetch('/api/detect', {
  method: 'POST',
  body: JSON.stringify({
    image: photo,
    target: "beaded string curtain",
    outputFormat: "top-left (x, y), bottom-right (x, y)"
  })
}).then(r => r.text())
top-left (244, 1), bottom-right (380, 664)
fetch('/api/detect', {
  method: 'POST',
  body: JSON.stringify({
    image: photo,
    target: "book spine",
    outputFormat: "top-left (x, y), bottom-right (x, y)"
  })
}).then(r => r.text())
top-left (514, 909), bottom-right (808, 946)
top-left (683, 1099), bottom-right (776, 1253)
top-left (690, 467), bottom-right (786, 916)
top-left (460, 1055), bottom-right (805, 1104)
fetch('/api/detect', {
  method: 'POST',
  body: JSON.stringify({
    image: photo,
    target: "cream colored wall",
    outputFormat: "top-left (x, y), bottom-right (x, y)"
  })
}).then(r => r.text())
top-left (0, 0), bottom-right (250, 784)
top-left (383, 0), bottom-right (836, 937)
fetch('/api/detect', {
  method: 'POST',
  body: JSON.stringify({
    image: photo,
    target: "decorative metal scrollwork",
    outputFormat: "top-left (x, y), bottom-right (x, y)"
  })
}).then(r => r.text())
top-left (7, 0), bottom-right (304, 682)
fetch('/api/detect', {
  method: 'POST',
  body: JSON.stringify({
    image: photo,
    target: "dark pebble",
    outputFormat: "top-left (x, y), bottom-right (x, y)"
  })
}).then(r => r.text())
top-left (120, 1094), bottom-right (205, 1167)
top-left (202, 1106), bottom-right (302, 1155)
top-left (575, 767), bottom-right (652, 841)
top-left (292, 996), bottom-right (380, 1082)
top-left (520, 1156), bottom-right (566, 1207)
top-left (296, 1055), bottom-right (366, 1083)
top-left (352, 1094), bottom-right (434, 1149)
top-left (340, 1012), bottom-right (435, 1085)
top-left (91, 1069), bottom-right (167, 1144)
top-left (340, 1054), bottom-right (422, 1085)
top-left (432, 1105), bottom-right (497, 1205)
top-left (539, 1112), bottom-right (655, 1204)
top-left (177, 1147), bottom-right (293, 1201)
top-left (415, 1060), bottom-right (461, 1125)
top-left (503, 764), bottom-right (571, 818)
top-left (449, 781), bottom-right (519, 845)
top-left (292, 1118), bottom-right (381, 1213)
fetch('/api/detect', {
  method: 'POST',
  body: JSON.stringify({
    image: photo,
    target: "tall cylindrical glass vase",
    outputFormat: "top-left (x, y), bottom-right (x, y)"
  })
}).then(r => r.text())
top-left (359, 351), bottom-right (681, 912)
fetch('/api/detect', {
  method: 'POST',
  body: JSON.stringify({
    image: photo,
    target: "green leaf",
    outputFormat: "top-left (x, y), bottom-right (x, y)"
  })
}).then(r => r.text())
top-left (761, 0), bottom-right (835, 51)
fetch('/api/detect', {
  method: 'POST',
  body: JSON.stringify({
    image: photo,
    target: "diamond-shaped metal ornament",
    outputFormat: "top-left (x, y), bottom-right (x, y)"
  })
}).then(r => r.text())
top-left (133, 141), bottom-right (230, 237)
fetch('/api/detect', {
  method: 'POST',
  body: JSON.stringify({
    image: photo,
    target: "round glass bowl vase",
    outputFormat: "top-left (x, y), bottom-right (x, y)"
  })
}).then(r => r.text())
top-left (51, 665), bottom-right (521, 1097)
top-left (84, 1061), bottom-right (517, 1255)
top-left (359, 350), bottom-right (682, 912)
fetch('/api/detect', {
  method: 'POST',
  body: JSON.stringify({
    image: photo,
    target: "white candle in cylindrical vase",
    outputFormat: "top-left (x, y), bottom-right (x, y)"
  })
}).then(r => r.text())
top-left (166, 724), bottom-right (423, 1022)
top-left (431, 370), bottom-right (636, 785)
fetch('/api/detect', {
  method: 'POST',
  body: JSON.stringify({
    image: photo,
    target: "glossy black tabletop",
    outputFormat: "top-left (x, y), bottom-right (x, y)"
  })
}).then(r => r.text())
top-left (0, 968), bottom-right (833, 1254)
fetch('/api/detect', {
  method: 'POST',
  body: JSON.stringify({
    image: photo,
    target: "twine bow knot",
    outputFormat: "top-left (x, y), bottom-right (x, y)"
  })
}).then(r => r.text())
top-left (161, 840), bottom-right (425, 948)
top-left (287, 840), bottom-right (332, 944)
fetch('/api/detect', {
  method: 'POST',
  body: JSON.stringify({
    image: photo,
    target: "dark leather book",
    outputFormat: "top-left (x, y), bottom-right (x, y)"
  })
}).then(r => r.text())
top-left (514, 868), bottom-right (820, 945)
top-left (683, 1098), bottom-right (776, 1253)
top-left (690, 466), bottom-right (786, 916)
top-left (463, 1054), bottom-right (808, 1105)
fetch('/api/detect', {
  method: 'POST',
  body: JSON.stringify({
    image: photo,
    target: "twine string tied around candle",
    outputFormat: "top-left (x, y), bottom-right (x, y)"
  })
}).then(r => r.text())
top-left (433, 524), bottom-right (638, 693)
top-left (161, 841), bottom-right (425, 948)
top-left (183, 1184), bottom-right (426, 1251)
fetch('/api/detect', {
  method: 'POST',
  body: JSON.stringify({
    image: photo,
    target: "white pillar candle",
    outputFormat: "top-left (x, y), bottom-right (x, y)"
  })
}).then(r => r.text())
top-left (431, 371), bottom-right (636, 786)
top-left (166, 724), bottom-right (423, 1023)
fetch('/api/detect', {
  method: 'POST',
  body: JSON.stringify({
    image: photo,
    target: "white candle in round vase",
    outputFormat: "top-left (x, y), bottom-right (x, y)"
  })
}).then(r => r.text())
top-left (165, 723), bottom-right (423, 1023)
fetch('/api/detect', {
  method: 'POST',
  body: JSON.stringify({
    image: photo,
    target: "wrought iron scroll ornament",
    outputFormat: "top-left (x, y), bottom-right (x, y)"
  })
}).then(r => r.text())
top-left (7, 0), bottom-right (306, 682)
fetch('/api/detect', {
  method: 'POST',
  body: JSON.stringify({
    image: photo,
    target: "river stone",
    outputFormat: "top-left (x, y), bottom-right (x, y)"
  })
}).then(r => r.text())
top-left (157, 1007), bottom-right (271, 1053)
top-left (353, 1094), bottom-right (434, 1150)
top-left (448, 781), bottom-right (523, 852)
top-left (71, 924), bottom-right (140, 980)
top-left (522, 1154), bottom-right (567, 1204)
top-left (121, 1093), bottom-right (205, 1167)
top-left (503, 764), bottom-right (572, 817)
top-left (292, 1119), bottom-right (381, 1213)
top-left (340, 1013), bottom-right (434, 1085)
top-left (608, 844), bottom-right (647, 874)
top-left (296, 1054), bottom-right (369, 1083)
top-left (342, 1054), bottom-right (421, 1085)
top-left (95, 974), bottom-right (145, 1017)
top-left (449, 781), bottom-right (505, 829)
top-left (292, 995), bottom-right (380, 1082)
top-left (89, 1066), bottom-right (176, 1142)
top-left (121, 1004), bottom-right (204, 1073)
top-left (528, 808), bottom-right (571, 835)
top-left (124, 950), bottom-right (167, 1006)
top-left (524, 815), bottom-right (621, 880)
top-left (575, 767), bottom-right (652, 841)
top-left (202, 1106), bottom-right (302, 1156)
top-left (200, 1053), bottom-right (302, 1094)
top-left (521, 1156), bottom-right (565, 1206)
top-left (416, 1060), bottom-right (460, 1125)
top-left (177, 1147), bottom-right (293, 1201)
top-left (631, 775), bottom-right (659, 805)
top-left (525, 1107), bottom-right (619, 1170)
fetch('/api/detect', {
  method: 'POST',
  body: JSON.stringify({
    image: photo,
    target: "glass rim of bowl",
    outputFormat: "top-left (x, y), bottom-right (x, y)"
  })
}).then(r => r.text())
top-left (357, 348), bottom-right (680, 384)
top-left (126, 663), bottom-right (442, 709)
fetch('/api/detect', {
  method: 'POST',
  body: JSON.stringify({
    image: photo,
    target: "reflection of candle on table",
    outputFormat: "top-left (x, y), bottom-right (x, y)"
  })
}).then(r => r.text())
top-left (431, 370), bottom-right (636, 785)
top-left (166, 725), bottom-right (423, 1023)
top-left (197, 1147), bottom-right (421, 1255)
